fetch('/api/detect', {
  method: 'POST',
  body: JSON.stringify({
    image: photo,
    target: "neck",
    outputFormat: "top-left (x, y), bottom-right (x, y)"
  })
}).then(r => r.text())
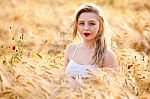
top-left (81, 39), bottom-right (96, 49)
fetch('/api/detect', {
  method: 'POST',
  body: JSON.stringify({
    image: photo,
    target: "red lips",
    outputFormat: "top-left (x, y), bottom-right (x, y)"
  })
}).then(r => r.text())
top-left (83, 32), bottom-right (90, 37)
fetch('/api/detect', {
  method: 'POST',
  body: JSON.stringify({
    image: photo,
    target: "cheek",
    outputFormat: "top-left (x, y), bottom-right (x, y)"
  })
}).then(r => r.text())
top-left (77, 26), bottom-right (83, 33)
top-left (92, 26), bottom-right (99, 34)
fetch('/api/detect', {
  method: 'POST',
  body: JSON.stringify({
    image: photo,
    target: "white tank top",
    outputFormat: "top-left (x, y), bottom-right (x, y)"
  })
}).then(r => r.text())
top-left (65, 43), bottom-right (99, 77)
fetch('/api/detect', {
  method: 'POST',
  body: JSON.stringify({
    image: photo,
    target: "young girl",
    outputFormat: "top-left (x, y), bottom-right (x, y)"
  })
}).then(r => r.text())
top-left (64, 3), bottom-right (117, 78)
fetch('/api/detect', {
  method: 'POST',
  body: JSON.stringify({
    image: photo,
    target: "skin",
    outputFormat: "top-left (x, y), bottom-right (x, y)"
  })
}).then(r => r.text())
top-left (64, 12), bottom-right (117, 69)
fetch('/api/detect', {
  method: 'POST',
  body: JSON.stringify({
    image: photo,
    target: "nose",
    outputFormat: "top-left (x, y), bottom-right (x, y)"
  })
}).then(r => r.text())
top-left (84, 24), bottom-right (90, 30)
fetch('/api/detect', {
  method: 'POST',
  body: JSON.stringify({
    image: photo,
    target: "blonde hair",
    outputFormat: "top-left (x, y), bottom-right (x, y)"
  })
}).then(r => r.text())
top-left (72, 3), bottom-right (111, 66)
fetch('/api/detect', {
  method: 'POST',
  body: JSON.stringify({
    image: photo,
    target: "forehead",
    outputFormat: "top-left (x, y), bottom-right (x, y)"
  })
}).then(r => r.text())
top-left (78, 12), bottom-right (99, 21)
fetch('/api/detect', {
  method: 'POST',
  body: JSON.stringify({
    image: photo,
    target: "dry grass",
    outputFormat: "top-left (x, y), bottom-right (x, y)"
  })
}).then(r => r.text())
top-left (0, 0), bottom-right (150, 99)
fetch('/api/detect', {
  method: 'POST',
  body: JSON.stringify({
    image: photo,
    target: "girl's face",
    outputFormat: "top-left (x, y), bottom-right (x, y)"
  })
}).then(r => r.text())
top-left (77, 12), bottom-right (100, 41)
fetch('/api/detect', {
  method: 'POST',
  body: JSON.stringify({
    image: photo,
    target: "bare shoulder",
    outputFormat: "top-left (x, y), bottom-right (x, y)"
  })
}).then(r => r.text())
top-left (65, 43), bottom-right (79, 59)
top-left (105, 49), bottom-right (116, 57)
top-left (65, 43), bottom-right (78, 53)
top-left (103, 49), bottom-right (117, 68)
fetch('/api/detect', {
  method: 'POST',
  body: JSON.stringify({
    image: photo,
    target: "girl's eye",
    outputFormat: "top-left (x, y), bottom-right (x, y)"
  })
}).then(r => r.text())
top-left (79, 23), bottom-right (84, 25)
top-left (89, 23), bottom-right (95, 26)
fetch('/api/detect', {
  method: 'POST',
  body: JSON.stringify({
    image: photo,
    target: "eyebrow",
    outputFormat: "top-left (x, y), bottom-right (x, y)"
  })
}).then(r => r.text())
top-left (78, 20), bottom-right (97, 22)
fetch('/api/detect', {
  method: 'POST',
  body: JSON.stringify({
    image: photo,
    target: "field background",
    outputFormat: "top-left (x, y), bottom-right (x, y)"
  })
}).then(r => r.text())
top-left (0, 0), bottom-right (150, 99)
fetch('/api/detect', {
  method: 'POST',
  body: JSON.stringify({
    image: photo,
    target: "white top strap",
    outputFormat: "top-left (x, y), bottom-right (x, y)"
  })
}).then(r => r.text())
top-left (72, 43), bottom-right (81, 59)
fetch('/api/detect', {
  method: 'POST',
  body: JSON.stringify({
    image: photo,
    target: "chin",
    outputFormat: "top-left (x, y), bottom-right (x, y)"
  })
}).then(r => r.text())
top-left (83, 37), bottom-right (94, 41)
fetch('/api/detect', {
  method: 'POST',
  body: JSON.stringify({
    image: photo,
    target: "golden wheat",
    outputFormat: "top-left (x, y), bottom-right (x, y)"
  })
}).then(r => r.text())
top-left (0, 0), bottom-right (149, 99)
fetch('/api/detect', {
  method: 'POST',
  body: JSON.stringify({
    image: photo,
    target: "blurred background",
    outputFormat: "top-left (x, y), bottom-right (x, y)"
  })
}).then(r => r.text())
top-left (0, 0), bottom-right (150, 99)
top-left (0, 0), bottom-right (149, 56)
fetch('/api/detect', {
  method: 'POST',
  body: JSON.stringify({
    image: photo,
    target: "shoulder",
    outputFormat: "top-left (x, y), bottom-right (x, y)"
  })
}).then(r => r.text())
top-left (103, 49), bottom-right (117, 67)
top-left (65, 43), bottom-right (79, 59)
top-left (65, 43), bottom-right (78, 52)
top-left (105, 49), bottom-right (116, 58)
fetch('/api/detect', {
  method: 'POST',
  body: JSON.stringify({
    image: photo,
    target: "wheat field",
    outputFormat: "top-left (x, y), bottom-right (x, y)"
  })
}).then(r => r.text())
top-left (0, 0), bottom-right (150, 99)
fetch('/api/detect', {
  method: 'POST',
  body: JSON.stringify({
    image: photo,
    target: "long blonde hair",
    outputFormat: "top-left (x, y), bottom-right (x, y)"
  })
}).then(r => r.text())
top-left (72, 3), bottom-right (111, 66)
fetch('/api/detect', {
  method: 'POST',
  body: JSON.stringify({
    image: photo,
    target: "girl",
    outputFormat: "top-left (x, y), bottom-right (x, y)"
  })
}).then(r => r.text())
top-left (64, 3), bottom-right (117, 78)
